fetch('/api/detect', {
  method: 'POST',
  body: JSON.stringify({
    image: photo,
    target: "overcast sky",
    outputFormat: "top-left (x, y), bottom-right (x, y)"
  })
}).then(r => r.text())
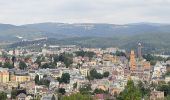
top-left (0, 0), bottom-right (170, 25)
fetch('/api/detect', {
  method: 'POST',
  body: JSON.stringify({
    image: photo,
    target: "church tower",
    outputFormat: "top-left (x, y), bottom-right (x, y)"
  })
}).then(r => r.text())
top-left (130, 50), bottom-right (136, 70)
top-left (138, 43), bottom-right (142, 58)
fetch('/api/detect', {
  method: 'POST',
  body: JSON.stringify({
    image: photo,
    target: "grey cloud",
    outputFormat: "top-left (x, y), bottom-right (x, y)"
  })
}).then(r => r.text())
top-left (0, 0), bottom-right (170, 24)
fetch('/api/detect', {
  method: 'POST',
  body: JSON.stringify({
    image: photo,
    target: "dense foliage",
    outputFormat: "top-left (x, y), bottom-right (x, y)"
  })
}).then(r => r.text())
top-left (0, 92), bottom-right (7, 100)
top-left (103, 71), bottom-right (110, 77)
top-left (117, 80), bottom-right (142, 100)
top-left (93, 88), bottom-right (109, 94)
top-left (53, 53), bottom-right (73, 67)
top-left (88, 69), bottom-right (110, 80)
top-left (58, 88), bottom-right (66, 95)
top-left (79, 84), bottom-right (92, 95)
top-left (3, 62), bottom-right (13, 69)
top-left (61, 93), bottom-right (93, 100)
top-left (19, 61), bottom-right (27, 70)
top-left (157, 83), bottom-right (170, 96)
top-left (57, 73), bottom-right (70, 84)
top-left (75, 51), bottom-right (95, 59)
top-left (40, 63), bottom-right (55, 69)
top-left (0, 62), bottom-right (2, 67)
top-left (73, 82), bottom-right (77, 89)
top-left (11, 88), bottom-right (26, 99)
top-left (143, 54), bottom-right (165, 65)
top-left (113, 51), bottom-right (126, 57)
top-left (34, 74), bottom-right (50, 87)
top-left (137, 81), bottom-right (150, 98)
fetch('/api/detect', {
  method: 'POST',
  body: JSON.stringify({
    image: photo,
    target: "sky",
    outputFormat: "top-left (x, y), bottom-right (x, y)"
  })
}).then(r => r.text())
top-left (0, 0), bottom-right (170, 25)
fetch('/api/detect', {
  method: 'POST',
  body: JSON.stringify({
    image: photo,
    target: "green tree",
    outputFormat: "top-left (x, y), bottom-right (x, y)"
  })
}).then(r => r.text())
top-left (64, 57), bottom-right (73, 68)
top-left (19, 61), bottom-right (27, 70)
top-left (51, 95), bottom-right (56, 100)
top-left (117, 80), bottom-right (142, 100)
top-left (165, 95), bottom-right (170, 100)
top-left (114, 51), bottom-right (126, 57)
top-left (3, 62), bottom-right (13, 69)
top-left (35, 74), bottom-right (39, 84)
top-left (103, 71), bottom-right (109, 77)
top-left (0, 92), bottom-right (7, 100)
top-left (53, 55), bottom-right (59, 64)
top-left (143, 54), bottom-right (165, 65)
top-left (57, 73), bottom-right (70, 84)
top-left (11, 56), bottom-right (16, 68)
top-left (61, 93), bottom-right (93, 100)
top-left (157, 84), bottom-right (170, 96)
top-left (40, 63), bottom-right (55, 69)
top-left (0, 62), bottom-right (2, 67)
top-left (11, 89), bottom-right (17, 99)
top-left (11, 88), bottom-right (26, 99)
top-left (73, 82), bottom-right (77, 89)
top-left (35, 56), bottom-right (42, 67)
top-left (93, 88), bottom-right (108, 94)
top-left (54, 53), bottom-right (73, 68)
top-left (58, 88), bottom-right (66, 95)
top-left (79, 84), bottom-right (92, 95)
top-left (40, 79), bottom-right (50, 87)
top-left (89, 69), bottom-right (103, 79)
top-left (75, 51), bottom-right (95, 59)
top-left (137, 81), bottom-right (150, 97)
top-left (34, 74), bottom-right (50, 87)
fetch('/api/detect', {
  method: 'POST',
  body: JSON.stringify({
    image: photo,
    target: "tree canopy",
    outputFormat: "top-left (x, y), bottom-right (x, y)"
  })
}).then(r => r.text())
top-left (157, 83), bottom-right (170, 96)
top-left (93, 88), bottom-right (109, 94)
top-left (79, 84), bottom-right (92, 95)
top-left (117, 80), bottom-right (142, 100)
top-left (103, 71), bottom-right (109, 77)
top-left (19, 61), bottom-right (27, 70)
top-left (3, 62), bottom-right (13, 69)
top-left (61, 93), bottom-right (93, 100)
top-left (54, 53), bottom-right (73, 68)
top-left (34, 74), bottom-right (50, 87)
top-left (75, 50), bottom-right (95, 59)
top-left (137, 81), bottom-right (150, 98)
top-left (58, 88), bottom-right (66, 95)
top-left (88, 69), bottom-right (110, 80)
top-left (89, 69), bottom-right (103, 80)
top-left (35, 74), bottom-right (39, 84)
top-left (57, 73), bottom-right (70, 84)
top-left (143, 54), bottom-right (165, 65)
top-left (40, 63), bottom-right (55, 69)
top-left (0, 92), bottom-right (7, 100)
top-left (113, 51), bottom-right (126, 57)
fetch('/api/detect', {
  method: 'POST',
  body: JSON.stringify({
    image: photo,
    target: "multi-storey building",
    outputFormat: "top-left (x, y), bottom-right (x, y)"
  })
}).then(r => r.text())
top-left (130, 50), bottom-right (136, 70)
top-left (0, 68), bottom-right (9, 83)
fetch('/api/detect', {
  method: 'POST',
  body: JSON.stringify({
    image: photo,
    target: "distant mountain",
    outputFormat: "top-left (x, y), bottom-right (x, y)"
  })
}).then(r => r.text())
top-left (23, 22), bottom-right (170, 37)
top-left (0, 23), bottom-right (17, 31)
top-left (1, 22), bottom-right (170, 53)
top-left (0, 22), bottom-right (170, 41)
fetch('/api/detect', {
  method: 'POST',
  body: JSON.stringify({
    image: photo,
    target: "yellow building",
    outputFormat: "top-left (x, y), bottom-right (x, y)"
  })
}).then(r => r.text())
top-left (111, 88), bottom-right (122, 96)
top-left (143, 61), bottom-right (151, 70)
top-left (80, 67), bottom-right (89, 77)
top-left (98, 85), bottom-right (107, 91)
top-left (11, 73), bottom-right (30, 83)
top-left (89, 61), bottom-right (97, 66)
top-left (0, 68), bottom-right (9, 83)
top-left (103, 54), bottom-right (118, 63)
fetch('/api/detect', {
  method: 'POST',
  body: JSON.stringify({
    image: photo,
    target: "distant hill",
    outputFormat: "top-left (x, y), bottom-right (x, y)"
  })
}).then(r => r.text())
top-left (22, 22), bottom-right (170, 37)
top-left (1, 22), bottom-right (170, 54)
top-left (0, 22), bottom-right (170, 41)
top-left (0, 23), bottom-right (17, 31)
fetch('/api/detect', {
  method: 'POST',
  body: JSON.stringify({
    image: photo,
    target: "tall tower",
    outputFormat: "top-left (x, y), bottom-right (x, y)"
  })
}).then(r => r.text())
top-left (138, 43), bottom-right (142, 58)
top-left (130, 50), bottom-right (136, 70)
